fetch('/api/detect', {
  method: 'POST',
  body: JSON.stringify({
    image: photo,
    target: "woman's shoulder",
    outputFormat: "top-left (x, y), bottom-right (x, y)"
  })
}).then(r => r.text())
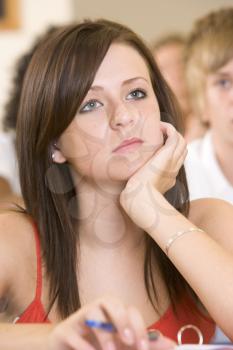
top-left (189, 197), bottom-right (233, 221)
top-left (189, 198), bottom-right (233, 246)
top-left (0, 208), bottom-right (34, 239)
top-left (0, 209), bottom-right (36, 294)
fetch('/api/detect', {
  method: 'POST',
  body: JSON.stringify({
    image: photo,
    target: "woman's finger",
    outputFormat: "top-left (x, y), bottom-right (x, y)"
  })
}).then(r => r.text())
top-left (149, 333), bottom-right (176, 350)
top-left (161, 123), bottom-right (179, 151)
top-left (172, 133), bottom-right (187, 163)
top-left (127, 305), bottom-right (150, 350)
top-left (83, 305), bottom-right (119, 350)
top-left (49, 320), bottom-right (96, 350)
top-left (174, 147), bottom-right (188, 173)
top-left (66, 333), bottom-right (96, 350)
top-left (98, 298), bottom-right (135, 347)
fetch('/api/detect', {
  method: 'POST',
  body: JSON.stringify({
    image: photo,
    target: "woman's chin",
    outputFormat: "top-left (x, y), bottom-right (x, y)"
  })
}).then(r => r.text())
top-left (107, 152), bottom-right (151, 181)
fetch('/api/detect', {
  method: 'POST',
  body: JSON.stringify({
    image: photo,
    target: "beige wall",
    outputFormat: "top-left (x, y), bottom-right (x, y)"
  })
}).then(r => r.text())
top-left (74, 0), bottom-right (233, 43)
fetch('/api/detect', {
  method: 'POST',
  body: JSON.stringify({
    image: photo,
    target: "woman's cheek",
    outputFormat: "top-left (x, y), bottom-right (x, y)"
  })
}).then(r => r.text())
top-left (59, 131), bottom-right (89, 159)
top-left (142, 116), bottom-right (163, 149)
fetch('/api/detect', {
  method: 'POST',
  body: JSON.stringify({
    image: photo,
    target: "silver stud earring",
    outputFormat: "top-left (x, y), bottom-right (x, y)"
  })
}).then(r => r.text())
top-left (51, 142), bottom-right (57, 162)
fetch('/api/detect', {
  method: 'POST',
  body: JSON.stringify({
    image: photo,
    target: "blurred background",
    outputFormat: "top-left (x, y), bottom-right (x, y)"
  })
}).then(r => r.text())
top-left (0, 0), bottom-right (233, 125)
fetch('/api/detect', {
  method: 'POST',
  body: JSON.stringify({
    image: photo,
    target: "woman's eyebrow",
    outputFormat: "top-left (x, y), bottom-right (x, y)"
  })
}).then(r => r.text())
top-left (215, 70), bottom-right (232, 77)
top-left (122, 77), bottom-right (150, 86)
top-left (89, 77), bottom-right (149, 92)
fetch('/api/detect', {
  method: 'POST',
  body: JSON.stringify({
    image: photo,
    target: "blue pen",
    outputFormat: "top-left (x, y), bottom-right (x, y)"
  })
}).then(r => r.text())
top-left (85, 320), bottom-right (117, 333)
top-left (84, 320), bottom-right (160, 341)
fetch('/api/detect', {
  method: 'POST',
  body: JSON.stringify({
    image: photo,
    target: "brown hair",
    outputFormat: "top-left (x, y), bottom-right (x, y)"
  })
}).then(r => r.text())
top-left (185, 7), bottom-right (233, 118)
top-left (3, 26), bottom-right (59, 131)
top-left (17, 19), bottom-right (190, 319)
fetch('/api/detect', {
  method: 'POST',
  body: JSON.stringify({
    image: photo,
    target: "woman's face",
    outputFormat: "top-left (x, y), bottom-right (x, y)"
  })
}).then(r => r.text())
top-left (55, 43), bottom-right (163, 186)
top-left (204, 57), bottom-right (233, 145)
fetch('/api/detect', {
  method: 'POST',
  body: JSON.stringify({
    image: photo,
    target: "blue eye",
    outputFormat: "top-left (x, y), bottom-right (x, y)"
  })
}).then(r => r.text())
top-left (126, 89), bottom-right (146, 100)
top-left (216, 79), bottom-right (232, 89)
top-left (80, 100), bottom-right (103, 113)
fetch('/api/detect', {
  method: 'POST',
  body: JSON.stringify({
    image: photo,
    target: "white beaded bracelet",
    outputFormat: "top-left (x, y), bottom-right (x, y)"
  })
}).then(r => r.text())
top-left (165, 227), bottom-right (204, 255)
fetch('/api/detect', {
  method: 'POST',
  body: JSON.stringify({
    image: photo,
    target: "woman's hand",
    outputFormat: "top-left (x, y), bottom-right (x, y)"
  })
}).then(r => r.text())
top-left (47, 296), bottom-right (175, 350)
top-left (129, 122), bottom-right (187, 194)
top-left (120, 122), bottom-right (187, 231)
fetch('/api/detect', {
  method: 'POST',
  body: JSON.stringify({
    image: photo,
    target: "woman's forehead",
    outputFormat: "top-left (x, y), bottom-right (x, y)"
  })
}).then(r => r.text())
top-left (91, 43), bottom-right (151, 86)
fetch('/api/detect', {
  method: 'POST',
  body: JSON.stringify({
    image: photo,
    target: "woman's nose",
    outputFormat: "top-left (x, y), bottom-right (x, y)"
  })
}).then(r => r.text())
top-left (110, 103), bottom-right (136, 130)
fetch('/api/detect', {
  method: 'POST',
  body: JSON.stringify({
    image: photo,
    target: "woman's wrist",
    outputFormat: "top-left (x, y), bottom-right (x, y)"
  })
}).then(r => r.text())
top-left (146, 190), bottom-right (194, 251)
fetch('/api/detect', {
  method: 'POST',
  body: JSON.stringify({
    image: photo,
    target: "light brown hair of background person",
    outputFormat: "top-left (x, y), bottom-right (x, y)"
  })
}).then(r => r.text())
top-left (185, 7), bottom-right (233, 123)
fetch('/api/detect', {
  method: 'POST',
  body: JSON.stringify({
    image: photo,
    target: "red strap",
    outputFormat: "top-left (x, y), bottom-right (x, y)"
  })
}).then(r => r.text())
top-left (31, 221), bottom-right (43, 300)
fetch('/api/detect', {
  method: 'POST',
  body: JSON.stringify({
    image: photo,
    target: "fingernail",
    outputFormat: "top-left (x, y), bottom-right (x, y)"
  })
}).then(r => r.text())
top-left (105, 340), bottom-right (116, 350)
top-left (147, 330), bottom-right (160, 342)
top-left (123, 327), bottom-right (134, 345)
top-left (139, 338), bottom-right (149, 350)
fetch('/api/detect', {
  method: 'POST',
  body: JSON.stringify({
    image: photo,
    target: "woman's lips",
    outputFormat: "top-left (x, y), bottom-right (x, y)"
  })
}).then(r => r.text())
top-left (113, 138), bottom-right (144, 154)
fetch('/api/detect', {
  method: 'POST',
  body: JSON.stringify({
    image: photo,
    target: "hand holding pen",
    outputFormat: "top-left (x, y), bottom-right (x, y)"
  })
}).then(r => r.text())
top-left (85, 319), bottom-right (176, 350)
top-left (47, 296), bottom-right (176, 350)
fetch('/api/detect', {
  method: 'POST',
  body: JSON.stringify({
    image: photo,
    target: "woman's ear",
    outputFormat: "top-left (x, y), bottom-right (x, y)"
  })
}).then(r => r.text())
top-left (52, 144), bottom-right (67, 164)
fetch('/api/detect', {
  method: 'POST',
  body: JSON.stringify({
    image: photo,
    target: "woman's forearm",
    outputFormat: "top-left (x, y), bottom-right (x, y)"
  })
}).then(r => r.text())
top-left (148, 192), bottom-right (233, 340)
top-left (0, 323), bottom-right (54, 350)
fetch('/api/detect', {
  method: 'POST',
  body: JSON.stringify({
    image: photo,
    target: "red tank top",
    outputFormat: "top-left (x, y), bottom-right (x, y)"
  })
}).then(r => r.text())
top-left (14, 223), bottom-right (49, 323)
top-left (15, 224), bottom-right (215, 343)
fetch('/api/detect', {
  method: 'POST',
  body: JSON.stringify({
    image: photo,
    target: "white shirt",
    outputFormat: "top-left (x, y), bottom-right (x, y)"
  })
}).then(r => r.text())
top-left (185, 131), bottom-right (233, 204)
top-left (0, 131), bottom-right (21, 195)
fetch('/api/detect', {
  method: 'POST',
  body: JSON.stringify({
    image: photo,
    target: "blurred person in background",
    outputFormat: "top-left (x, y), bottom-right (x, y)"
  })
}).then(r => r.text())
top-left (0, 26), bottom-right (59, 208)
top-left (185, 7), bottom-right (233, 204)
top-left (152, 34), bottom-right (206, 142)
top-left (185, 7), bottom-right (233, 343)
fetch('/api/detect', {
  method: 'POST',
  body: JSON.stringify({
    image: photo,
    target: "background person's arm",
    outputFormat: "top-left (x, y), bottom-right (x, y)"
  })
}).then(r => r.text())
top-left (0, 177), bottom-right (23, 209)
top-left (0, 177), bottom-right (12, 198)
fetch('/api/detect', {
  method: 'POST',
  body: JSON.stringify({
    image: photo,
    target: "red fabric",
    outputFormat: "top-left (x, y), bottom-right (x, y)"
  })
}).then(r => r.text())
top-left (148, 297), bottom-right (215, 343)
top-left (16, 223), bottom-right (49, 323)
top-left (15, 224), bottom-right (215, 343)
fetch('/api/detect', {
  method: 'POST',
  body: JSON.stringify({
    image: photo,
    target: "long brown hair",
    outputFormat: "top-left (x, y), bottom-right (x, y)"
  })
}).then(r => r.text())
top-left (17, 19), bottom-right (190, 319)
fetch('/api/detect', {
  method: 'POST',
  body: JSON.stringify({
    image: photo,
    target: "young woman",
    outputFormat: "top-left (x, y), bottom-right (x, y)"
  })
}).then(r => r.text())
top-left (0, 19), bottom-right (233, 349)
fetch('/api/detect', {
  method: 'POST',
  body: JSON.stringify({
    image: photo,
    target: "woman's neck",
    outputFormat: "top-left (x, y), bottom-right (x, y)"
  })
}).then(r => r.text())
top-left (75, 178), bottom-right (145, 252)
